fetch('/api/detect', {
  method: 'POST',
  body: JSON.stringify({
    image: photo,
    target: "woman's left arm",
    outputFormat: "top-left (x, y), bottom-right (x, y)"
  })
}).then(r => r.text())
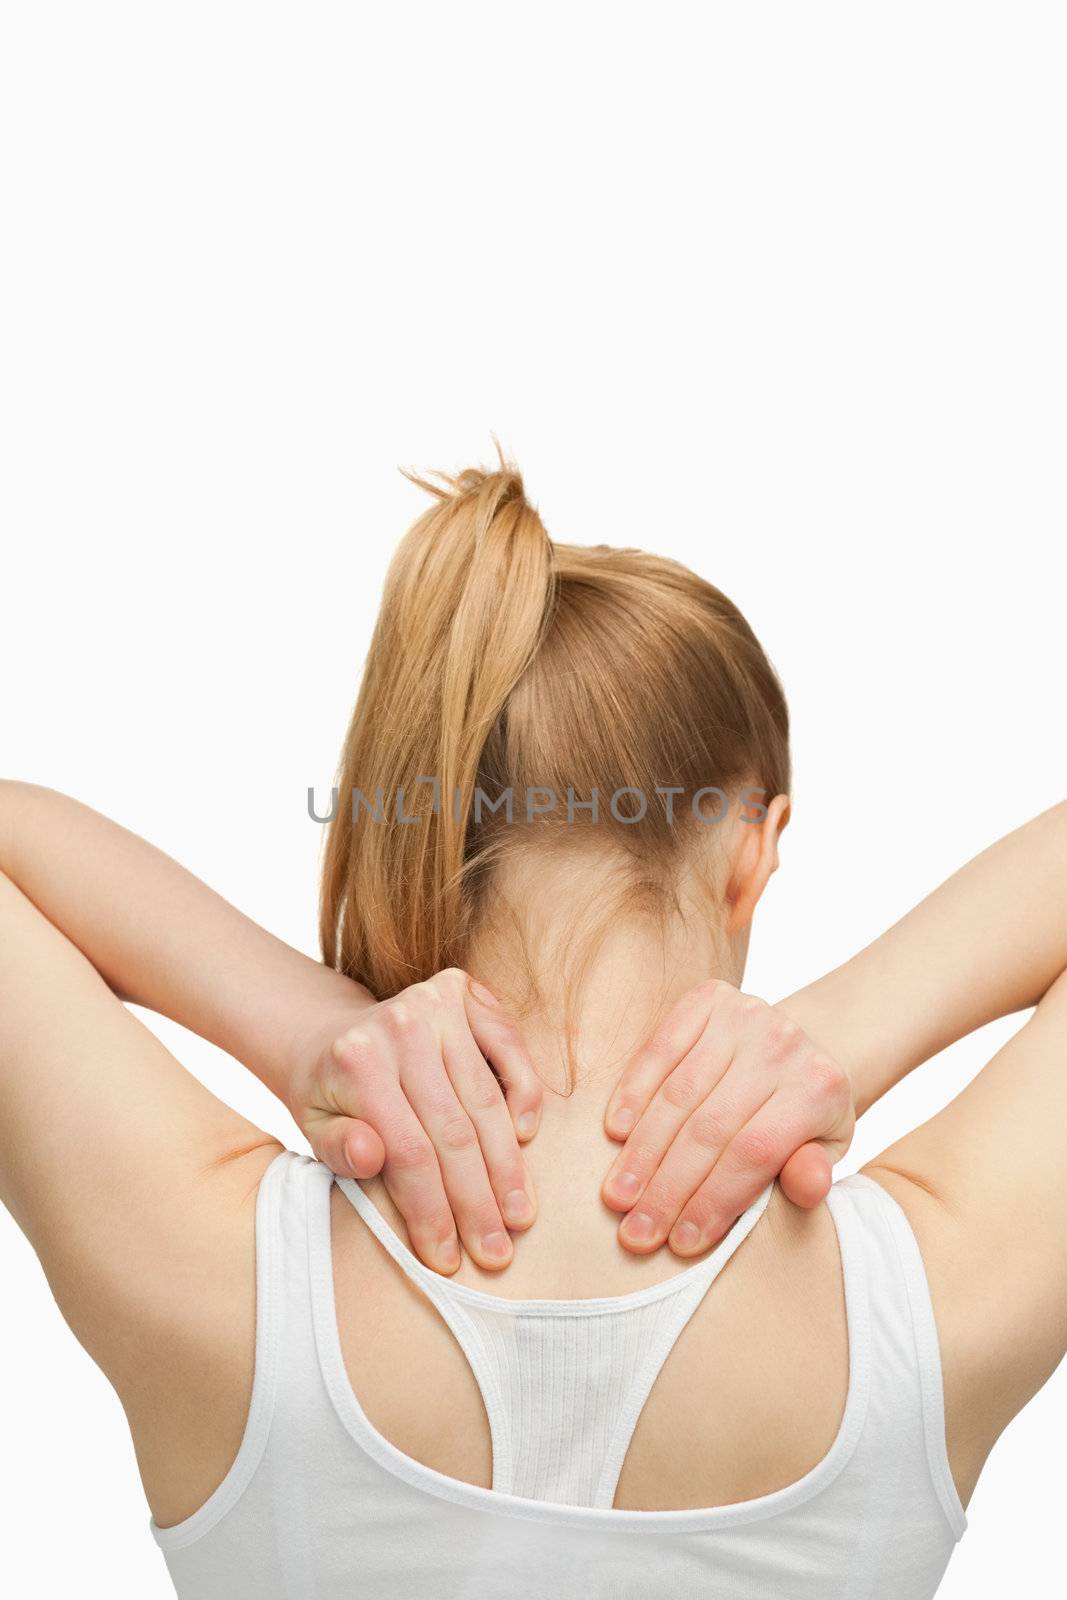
top-left (602, 801), bottom-right (1067, 1258)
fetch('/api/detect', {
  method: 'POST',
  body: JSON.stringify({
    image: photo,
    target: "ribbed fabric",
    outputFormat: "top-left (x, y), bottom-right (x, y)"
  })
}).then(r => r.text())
top-left (152, 1152), bottom-right (968, 1600)
top-left (337, 1170), bottom-right (774, 1506)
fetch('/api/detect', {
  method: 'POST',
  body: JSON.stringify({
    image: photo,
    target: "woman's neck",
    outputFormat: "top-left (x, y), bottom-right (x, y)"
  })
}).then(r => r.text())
top-left (466, 845), bottom-right (743, 1095)
top-left (361, 907), bottom-right (743, 1290)
top-left (375, 855), bottom-right (742, 1292)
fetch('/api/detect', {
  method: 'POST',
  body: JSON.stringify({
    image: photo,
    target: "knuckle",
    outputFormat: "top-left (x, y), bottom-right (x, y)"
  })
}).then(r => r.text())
top-left (482, 1013), bottom-right (519, 1047)
top-left (688, 1104), bottom-right (731, 1151)
top-left (690, 978), bottom-right (721, 1006)
top-left (660, 1070), bottom-right (702, 1111)
top-left (383, 1002), bottom-right (418, 1039)
top-left (734, 1125), bottom-right (779, 1169)
top-left (762, 1017), bottom-right (799, 1057)
top-left (335, 1029), bottom-right (373, 1068)
top-left (437, 1110), bottom-right (479, 1153)
top-left (648, 1020), bottom-right (684, 1058)
top-left (386, 1130), bottom-right (436, 1174)
top-left (465, 1074), bottom-right (506, 1114)
top-left (626, 1139), bottom-right (662, 1174)
top-left (702, 977), bottom-right (733, 1003)
top-left (810, 1054), bottom-right (849, 1104)
top-left (423, 969), bottom-right (461, 1005)
top-left (422, 1085), bottom-right (461, 1122)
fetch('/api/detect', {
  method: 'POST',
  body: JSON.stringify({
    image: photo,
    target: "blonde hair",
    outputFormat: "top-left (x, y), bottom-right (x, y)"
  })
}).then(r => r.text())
top-left (320, 455), bottom-right (790, 1002)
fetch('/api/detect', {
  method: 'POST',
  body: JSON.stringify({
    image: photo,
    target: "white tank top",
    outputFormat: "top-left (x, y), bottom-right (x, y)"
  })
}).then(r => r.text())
top-left (152, 1150), bottom-right (967, 1598)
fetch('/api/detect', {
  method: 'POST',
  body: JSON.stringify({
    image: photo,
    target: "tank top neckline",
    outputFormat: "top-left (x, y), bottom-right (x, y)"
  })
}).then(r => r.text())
top-left (335, 1171), bottom-right (775, 1315)
top-left (307, 1159), bottom-right (877, 1530)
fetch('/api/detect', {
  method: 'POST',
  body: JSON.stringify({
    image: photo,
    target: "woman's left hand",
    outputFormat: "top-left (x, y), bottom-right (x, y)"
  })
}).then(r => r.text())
top-left (601, 980), bottom-right (855, 1256)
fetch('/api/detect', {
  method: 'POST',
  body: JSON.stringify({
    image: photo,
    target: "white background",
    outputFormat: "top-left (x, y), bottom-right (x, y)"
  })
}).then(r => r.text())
top-left (1, 5), bottom-right (1064, 1595)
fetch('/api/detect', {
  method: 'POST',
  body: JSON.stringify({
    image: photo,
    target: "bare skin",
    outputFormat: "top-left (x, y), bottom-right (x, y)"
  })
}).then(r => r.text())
top-left (1, 786), bottom-right (1066, 1531)
top-left (328, 959), bottom-right (1067, 1523)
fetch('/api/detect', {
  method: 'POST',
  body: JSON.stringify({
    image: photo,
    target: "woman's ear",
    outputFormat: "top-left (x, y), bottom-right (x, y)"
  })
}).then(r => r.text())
top-left (768, 792), bottom-right (791, 873)
top-left (725, 792), bottom-right (790, 933)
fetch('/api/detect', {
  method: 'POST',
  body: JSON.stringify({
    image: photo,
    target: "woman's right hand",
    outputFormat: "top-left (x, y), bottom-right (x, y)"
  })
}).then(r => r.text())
top-left (287, 968), bottom-right (543, 1276)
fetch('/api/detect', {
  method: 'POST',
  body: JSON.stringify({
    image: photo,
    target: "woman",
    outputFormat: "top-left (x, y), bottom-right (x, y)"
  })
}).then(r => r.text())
top-left (1, 460), bottom-right (1064, 1599)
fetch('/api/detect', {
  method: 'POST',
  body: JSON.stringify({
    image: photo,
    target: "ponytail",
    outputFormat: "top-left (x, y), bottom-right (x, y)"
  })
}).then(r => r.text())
top-left (320, 458), bottom-right (555, 993)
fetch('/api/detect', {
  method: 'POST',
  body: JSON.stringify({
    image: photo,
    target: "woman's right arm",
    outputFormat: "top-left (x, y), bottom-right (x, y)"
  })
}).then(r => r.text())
top-left (0, 781), bottom-right (543, 1272)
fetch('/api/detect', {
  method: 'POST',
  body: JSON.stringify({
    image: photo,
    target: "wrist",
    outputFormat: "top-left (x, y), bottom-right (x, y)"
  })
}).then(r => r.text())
top-left (774, 982), bottom-right (883, 1120)
top-left (270, 959), bottom-right (377, 1115)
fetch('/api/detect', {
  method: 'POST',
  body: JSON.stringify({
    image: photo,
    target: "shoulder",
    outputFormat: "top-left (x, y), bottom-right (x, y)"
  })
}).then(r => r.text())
top-left (118, 1139), bottom-right (288, 1530)
top-left (852, 979), bottom-right (1067, 1502)
top-left (855, 1159), bottom-right (1041, 1509)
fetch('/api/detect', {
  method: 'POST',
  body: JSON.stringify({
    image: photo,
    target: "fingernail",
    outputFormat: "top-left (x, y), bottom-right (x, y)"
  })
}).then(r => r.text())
top-left (612, 1171), bottom-right (641, 1201)
top-left (517, 1111), bottom-right (539, 1139)
top-left (481, 1230), bottom-right (511, 1261)
top-left (670, 1220), bottom-right (701, 1252)
top-left (611, 1108), bottom-right (636, 1135)
top-left (621, 1211), bottom-right (655, 1243)
top-left (437, 1238), bottom-right (461, 1271)
top-left (469, 978), bottom-right (499, 1006)
top-left (502, 1188), bottom-right (533, 1225)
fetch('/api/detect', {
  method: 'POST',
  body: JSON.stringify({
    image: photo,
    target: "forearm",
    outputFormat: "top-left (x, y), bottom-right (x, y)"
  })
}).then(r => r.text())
top-left (778, 800), bottom-right (1067, 1116)
top-left (0, 782), bottom-right (373, 1103)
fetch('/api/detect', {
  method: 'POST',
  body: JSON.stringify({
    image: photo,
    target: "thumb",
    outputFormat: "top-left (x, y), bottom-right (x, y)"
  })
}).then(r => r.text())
top-left (778, 1141), bottom-right (833, 1208)
top-left (311, 1115), bottom-right (387, 1180)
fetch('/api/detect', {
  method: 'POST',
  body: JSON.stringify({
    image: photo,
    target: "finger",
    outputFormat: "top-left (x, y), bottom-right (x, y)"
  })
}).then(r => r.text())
top-left (311, 1114), bottom-right (387, 1181)
top-left (465, 977), bottom-right (543, 1142)
top-left (333, 1025), bottom-right (463, 1275)
top-left (601, 1017), bottom-right (741, 1212)
top-left (604, 979), bottom-right (738, 1139)
top-left (778, 1142), bottom-right (833, 1208)
top-left (373, 1088), bottom-right (465, 1274)
top-left (444, 1020), bottom-right (538, 1235)
top-left (392, 1011), bottom-right (516, 1273)
top-left (616, 1068), bottom-right (773, 1253)
top-left (666, 1091), bottom-right (825, 1256)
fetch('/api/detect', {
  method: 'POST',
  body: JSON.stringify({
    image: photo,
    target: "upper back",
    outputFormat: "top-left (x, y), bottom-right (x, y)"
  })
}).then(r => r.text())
top-left (332, 1162), bottom-right (854, 1509)
top-left (152, 1152), bottom-right (968, 1600)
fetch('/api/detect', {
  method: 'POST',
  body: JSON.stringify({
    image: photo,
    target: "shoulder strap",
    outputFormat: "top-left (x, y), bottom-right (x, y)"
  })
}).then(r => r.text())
top-left (152, 1146), bottom-right (293, 1555)
top-left (836, 1172), bottom-right (967, 1540)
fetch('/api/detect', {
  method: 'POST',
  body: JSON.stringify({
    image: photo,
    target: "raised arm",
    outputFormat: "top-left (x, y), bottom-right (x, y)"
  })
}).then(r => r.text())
top-left (777, 799), bottom-right (1067, 1113)
top-left (783, 804), bottom-right (1067, 1506)
top-left (0, 781), bottom-right (542, 1273)
top-left (600, 801), bottom-right (1067, 1257)
top-left (856, 958), bottom-right (1067, 1507)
